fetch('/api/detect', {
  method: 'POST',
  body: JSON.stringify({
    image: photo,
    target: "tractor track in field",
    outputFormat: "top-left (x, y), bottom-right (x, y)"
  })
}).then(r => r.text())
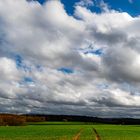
top-left (72, 127), bottom-right (101, 140)
top-left (72, 129), bottom-right (83, 140)
top-left (92, 128), bottom-right (101, 140)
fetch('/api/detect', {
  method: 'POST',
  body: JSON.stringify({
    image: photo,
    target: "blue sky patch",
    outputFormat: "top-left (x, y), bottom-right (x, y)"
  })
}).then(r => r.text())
top-left (34, 0), bottom-right (140, 17)
top-left (58, 67), bottom-right (74, 74)
top-left (35, 0), bottom-right (46, 4)
top-left (15, 55), bottom-right (23, 68)
top-left (15, 55), bottom-right (32, 72)
top-left (84, 49), bottom-right (103, 56)
top-left (24, 77), bottom-right (34, 83)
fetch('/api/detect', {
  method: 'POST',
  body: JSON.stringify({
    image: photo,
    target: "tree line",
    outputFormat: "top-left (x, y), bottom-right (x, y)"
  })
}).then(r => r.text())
top-left (0, 114), bottom-right (46, 126)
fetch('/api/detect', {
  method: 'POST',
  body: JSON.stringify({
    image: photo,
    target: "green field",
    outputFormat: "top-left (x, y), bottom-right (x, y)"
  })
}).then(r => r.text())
top-left (0, 122), bottom-right (139, 140)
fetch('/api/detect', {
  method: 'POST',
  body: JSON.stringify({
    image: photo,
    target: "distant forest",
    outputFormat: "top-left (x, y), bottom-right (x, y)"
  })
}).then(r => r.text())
top-left (0, 114), bottom-right (139, 126)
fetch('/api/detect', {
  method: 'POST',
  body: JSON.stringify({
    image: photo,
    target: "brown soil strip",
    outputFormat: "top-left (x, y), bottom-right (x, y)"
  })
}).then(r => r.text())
top-left (92, 128), bottom-right (101, 140)
top-left (72, 129), bottom-right (83, 140)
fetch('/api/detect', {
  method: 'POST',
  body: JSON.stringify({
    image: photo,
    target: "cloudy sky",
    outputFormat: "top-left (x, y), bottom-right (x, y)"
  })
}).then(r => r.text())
top-left (0, 0), bottom-right (140, 118)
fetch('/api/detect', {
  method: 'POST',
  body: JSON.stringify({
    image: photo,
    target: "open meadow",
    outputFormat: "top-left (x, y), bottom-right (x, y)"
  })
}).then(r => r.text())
top-left (0, 122), bottom-right (139, 140)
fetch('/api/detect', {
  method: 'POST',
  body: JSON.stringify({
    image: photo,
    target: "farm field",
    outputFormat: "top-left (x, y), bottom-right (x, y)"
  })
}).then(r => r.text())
top-left (0, 122), bottom-right (139, 140)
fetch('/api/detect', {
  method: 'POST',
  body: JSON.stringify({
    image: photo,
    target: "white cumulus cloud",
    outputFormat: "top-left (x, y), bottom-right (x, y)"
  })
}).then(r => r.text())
top-left (0, 0), bottom-right (139, 117)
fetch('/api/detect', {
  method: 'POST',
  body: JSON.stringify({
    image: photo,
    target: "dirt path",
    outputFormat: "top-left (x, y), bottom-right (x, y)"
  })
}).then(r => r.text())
top-left (92, 128), bottom-right (101, 140)
top-left (72, 129), bottom-right (83, 140)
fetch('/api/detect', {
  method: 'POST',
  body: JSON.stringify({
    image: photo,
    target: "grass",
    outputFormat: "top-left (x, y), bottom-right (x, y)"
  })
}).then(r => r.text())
top-left (0, 122), bottom-right (139, 140)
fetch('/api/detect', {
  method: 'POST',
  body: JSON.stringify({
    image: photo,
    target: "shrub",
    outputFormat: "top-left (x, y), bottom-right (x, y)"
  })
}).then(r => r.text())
top-left (0, 114), bottom-right (26, 126)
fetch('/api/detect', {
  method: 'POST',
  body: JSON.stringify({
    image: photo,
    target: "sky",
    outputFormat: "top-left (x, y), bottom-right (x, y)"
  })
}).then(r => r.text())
top-left (37, 0), bottom-right (140, 16)
top-left (0, 0), bottom-right (140, 118)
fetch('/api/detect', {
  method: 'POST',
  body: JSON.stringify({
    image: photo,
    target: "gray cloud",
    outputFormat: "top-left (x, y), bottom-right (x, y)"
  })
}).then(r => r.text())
top-left (0, 0), bottom-right (139, 118)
